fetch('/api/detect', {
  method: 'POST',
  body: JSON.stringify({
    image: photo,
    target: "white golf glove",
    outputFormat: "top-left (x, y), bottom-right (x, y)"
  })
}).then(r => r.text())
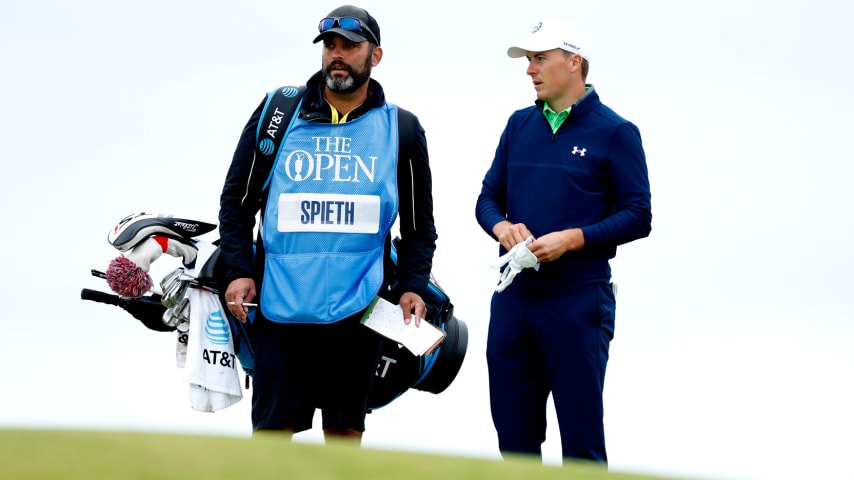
top-left (492, 236), bottom-right (540, 292)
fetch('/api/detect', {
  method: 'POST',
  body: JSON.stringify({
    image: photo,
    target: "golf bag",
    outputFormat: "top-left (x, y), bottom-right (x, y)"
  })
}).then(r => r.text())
top-left (82, 213), bottom-right (467, 411)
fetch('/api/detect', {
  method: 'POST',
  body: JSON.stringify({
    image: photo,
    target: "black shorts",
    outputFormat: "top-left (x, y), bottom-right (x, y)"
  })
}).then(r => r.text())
top-left (250, 310), bottom-right (383, 433)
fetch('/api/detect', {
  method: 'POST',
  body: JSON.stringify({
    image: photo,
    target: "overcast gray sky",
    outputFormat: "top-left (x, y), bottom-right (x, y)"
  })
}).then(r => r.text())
top-left (2, 1), bottom-right (853, 480)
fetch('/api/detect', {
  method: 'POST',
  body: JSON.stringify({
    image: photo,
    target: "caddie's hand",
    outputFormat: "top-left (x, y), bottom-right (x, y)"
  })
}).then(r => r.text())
top-left (493, 220), bottom-right (534, 252)
top-left (225, 278), bottom-right (256, 323)
top-left (399, 291), bottom-right (426, 327)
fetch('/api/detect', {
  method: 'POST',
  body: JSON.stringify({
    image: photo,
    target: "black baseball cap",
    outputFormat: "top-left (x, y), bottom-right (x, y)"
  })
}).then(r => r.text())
top-left (313, 5), bottom-right (381, 45)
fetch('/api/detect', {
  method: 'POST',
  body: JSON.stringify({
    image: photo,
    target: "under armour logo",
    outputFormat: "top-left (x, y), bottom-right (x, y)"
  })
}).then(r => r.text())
top-left (571, 146), bottom-right (586, 156)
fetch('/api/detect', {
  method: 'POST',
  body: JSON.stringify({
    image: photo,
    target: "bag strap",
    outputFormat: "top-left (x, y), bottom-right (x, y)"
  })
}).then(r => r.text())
top-left (250, 85), bottom-right (306, 201)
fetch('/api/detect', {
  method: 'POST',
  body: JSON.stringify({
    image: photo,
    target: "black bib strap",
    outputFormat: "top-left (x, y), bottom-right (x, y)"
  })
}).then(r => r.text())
top-left (247, 85), bottom-right (306, 208)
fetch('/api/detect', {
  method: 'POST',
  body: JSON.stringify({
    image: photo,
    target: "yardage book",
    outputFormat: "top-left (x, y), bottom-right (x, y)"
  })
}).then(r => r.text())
top-left (360, 296), bottom-right (446, 356)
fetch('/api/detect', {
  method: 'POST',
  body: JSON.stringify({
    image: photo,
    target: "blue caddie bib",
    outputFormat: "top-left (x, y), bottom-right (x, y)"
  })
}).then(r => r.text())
top-left (260, 103), bottom-right (399, 323)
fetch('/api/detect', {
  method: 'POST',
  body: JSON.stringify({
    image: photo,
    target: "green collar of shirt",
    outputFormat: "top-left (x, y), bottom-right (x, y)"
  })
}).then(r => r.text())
top-left (542, 86), bottom-right (592, 133)
top-left (543, 103), bottom-right (571, 134)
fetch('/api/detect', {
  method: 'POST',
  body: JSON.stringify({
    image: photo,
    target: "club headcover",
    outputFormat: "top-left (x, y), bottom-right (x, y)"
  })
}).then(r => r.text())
top-left (106, 256), bottom-right (153, 298)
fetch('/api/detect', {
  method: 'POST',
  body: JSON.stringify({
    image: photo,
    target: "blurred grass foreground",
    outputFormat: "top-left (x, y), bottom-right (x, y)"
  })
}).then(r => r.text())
top-left (1, 429), bottom-right (690, 480)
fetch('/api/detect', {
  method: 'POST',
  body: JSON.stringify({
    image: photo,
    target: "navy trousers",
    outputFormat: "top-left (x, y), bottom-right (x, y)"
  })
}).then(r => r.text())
top-left (486, 281), bottom-right (615, 463)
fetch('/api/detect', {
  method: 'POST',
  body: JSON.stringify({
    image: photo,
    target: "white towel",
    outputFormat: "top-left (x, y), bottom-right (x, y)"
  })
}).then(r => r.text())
top-left (183, 287), bottom-right (243, 412)
top-left (175, 321), bottom-right (188, 368)
top-left (177, 240), bottom-right (242, 412)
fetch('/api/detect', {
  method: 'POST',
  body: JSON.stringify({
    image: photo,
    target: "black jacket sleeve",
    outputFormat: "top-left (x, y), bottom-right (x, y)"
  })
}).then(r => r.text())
top-left (218, 98), bottom-right (266, 284)
top-left (394, 108), bottom-right (437, 296)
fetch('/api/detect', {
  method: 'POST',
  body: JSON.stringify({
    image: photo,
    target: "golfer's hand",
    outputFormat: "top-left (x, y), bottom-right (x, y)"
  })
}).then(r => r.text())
top-left (493, 221), bottom-right (534, 252)
top-left (529, 228), bottom-right (585, 263)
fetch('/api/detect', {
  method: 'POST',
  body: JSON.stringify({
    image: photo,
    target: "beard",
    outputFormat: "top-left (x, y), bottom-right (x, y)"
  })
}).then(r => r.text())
top-left (322, 54), bottom-right (373, 94)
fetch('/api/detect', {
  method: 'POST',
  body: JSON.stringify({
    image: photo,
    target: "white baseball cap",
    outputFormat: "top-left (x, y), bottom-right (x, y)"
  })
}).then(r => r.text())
top-left (507, 18), bottom-right (592, 62)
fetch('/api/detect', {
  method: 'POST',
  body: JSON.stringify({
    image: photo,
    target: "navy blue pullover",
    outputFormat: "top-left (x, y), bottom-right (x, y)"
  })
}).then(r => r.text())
top-left (475, 87), bottom-right (651, 294)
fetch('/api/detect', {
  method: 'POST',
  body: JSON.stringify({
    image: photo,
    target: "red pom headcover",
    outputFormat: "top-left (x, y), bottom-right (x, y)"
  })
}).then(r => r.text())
top-left (106, 256), bottom-right (153, 298)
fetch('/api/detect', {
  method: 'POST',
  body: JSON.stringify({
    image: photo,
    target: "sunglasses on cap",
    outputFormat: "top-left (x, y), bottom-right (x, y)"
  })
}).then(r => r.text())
top-left (318, 16), bottom-right (379, 44)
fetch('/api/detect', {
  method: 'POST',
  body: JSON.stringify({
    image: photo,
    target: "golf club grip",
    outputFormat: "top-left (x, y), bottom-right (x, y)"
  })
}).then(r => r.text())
top-left (81, 288), bottom-right (120, 306)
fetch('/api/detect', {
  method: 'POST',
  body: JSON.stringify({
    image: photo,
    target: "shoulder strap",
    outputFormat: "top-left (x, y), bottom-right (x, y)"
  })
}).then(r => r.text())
top-left (397, 108), bottom-right (418, 153)
top-left (248, 85), bottom-right (306, 202)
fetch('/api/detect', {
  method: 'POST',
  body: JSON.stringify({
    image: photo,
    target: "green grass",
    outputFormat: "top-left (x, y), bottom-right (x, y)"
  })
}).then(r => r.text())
top-left (1, 429), bottom-right (688, 480)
